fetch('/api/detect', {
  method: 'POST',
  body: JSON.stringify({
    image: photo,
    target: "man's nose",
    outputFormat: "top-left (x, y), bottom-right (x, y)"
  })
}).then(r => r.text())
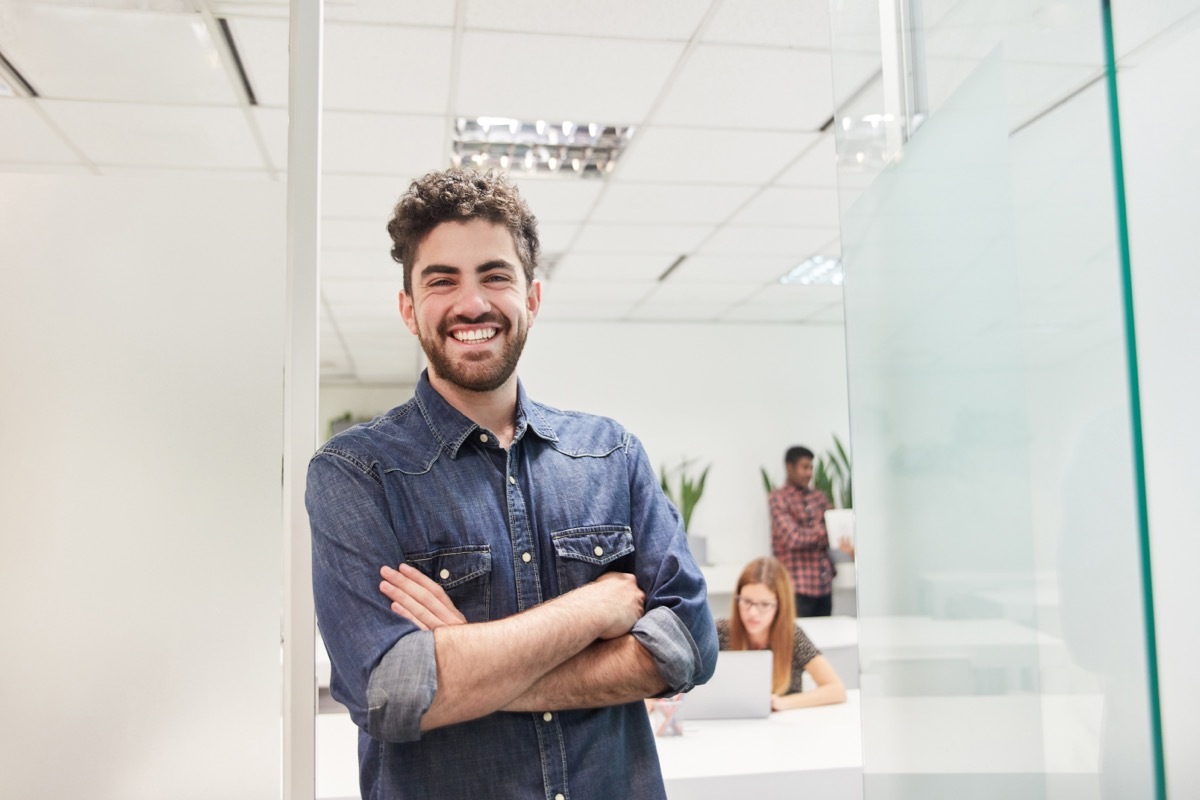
top-left (453, 281), bottom-right (491, 317)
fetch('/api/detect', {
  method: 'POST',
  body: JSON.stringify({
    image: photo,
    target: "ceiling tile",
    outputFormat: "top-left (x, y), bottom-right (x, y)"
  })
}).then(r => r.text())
top-left (322, 111), bottom-right (446, 175)
top-left (324, 0), bottom-right (455, 26)
top-left (639, 281), bottom-right (761, 305)
top-left (466, 0), bottom-right (711, 40)
top-left (670, 254), bottom-right (795, 283)
top-left (251, 107), bottom-right (287, 170)
top-left (571, 223), bottom-right (714, 254)
top-left (227, 17), bottom-right (288, 108)
top-left (744, 283), bottom-right (844, 307)
top-left (719, 304), bottom-right (824, 323)
top-left (325, 24), bottom-right (453, 114)
top-left (537, 222), bottom-right (580, 254)
top-left (703, 0), bottom-right (833, 50)
top-left (535, 300), bottom-right (638, 321)
top-left (616, 126), bottom-right (817, 184)
top-left (775, 134), bottom-right (837, 187)
top-left (655, 45), bottom-right (835, 131)
top-left (805, 304), bottom-right (845, 323)
top-left (40, 101), bottom-right (263, 168)
top-left (729, 186), bottom-right (840, 227)
top-left (323, 278), bottom-right (402, 305)
top-left (626, 301), bottom-right (737, 322)
top-left (590, 182), bottom-right (757, 224)
top-left (323, 218), bottom-right (393, 251)
top-left (456, 32), bottom-right (685, 123)
top-left (324, 174), bottom-right (406, 220)
top-left (698, 225), bottom-right (839, 257)
top-left (0, 162), bottom-right (93, 175)
top-left (541, 280), bottom-right (655, 303)
top-left (0, 5), bottom-right (238, 105)
top-left (551, 253), bottom-right (676, 282)
top-left (322, 250), bottom-right (400, 281)
top-left (515, 179), bottom-right (605, 223)
top-left (0, 99), bottom-right (85, 164)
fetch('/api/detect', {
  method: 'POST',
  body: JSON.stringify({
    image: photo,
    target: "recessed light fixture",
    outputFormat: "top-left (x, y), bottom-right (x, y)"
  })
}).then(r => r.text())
top-left (451, 117), bottom-right (635, 178)
top-left (780, 256), bottom-right (843, 286)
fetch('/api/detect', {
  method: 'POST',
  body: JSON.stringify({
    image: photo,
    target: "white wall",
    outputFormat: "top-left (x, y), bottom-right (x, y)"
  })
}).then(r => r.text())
top-left (519, 320), bottom-right (851, 570)
top-left (1120, 21), bottom-right (1200, 797)
top-left (319, 381), bottom-right (415, 442)
top-left (0, 174), bottom-right (286, 799)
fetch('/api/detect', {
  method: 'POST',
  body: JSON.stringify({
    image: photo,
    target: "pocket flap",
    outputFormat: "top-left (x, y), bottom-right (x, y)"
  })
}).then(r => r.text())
top-left (407, 545), bottom-right (491, 589)
top-left (552, 526), bottom-right (634, 566)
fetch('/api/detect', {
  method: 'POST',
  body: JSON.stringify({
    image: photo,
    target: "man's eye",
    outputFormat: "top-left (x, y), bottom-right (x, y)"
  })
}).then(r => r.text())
top-left (485, 274), bottom-right (511, 283)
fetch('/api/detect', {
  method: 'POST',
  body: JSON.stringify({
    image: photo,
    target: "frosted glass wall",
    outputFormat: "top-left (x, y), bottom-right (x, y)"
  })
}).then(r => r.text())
top-left (0, 174), bottom-right (287, 799)
top-left (830, 1), bottom-right (1163, 797)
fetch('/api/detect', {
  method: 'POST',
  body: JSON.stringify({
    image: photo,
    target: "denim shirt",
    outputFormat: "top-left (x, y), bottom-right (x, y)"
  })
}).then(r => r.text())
top-left (307, 372), bottom-right (717, 800)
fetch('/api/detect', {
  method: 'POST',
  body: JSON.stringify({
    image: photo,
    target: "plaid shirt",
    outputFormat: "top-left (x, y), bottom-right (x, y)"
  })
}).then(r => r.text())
top-left (769, 483), bottom-right (833, 597)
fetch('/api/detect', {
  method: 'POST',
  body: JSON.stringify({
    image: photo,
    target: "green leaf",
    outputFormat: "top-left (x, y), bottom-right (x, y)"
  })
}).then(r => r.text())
top-left (760, 467), bottom-right (775, 494)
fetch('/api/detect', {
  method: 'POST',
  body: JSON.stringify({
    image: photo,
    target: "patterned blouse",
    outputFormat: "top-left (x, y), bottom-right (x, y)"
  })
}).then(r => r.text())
top-left (715, 617), bottom-right (821, 695)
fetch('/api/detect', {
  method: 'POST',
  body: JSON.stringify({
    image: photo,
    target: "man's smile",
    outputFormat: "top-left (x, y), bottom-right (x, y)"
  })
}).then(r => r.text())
top-left (450, 326), bottom-right (499, 344)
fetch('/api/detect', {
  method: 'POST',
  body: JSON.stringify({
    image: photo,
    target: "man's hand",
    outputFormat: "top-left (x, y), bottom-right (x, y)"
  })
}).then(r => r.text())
top-left (837, 536), bottom-right (856, 561)
top-left (585, 572), bottom-right (645, 639)
top-left (379, 563), bottom-right (467, 630)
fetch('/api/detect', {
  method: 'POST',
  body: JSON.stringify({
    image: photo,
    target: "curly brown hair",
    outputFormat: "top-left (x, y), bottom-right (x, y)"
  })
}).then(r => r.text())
top-left (387, 168), bottom-right (540, 295)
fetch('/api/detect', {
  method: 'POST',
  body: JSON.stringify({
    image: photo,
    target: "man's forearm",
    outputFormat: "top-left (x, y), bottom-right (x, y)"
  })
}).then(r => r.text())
top-left (421, 577), bottom-right (641, 731)
top-left (500, 634), bottom-right (666, 712)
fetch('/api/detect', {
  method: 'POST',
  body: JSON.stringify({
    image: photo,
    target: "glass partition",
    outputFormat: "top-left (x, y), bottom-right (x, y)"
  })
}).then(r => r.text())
top-left (830, 1), bottom-right (1164, 797)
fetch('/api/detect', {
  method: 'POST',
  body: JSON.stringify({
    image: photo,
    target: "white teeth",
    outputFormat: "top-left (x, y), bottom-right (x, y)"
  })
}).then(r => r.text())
top-left (452, 328), bottom-right (497, 343)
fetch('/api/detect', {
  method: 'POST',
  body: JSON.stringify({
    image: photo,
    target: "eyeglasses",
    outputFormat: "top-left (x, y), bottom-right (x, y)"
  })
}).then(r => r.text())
top-left (735, 596), bottom-right (778, 613)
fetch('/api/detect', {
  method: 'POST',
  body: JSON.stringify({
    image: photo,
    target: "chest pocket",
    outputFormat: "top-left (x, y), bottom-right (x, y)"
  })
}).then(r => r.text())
top-left (551, 525), bottom-right (635, 593)
top-left (406, 545), bottom-right (492, 623)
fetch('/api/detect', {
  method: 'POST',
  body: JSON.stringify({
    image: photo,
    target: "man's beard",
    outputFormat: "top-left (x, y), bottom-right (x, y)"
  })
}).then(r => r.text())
top-left (417, 311), bottom-right (528, 393)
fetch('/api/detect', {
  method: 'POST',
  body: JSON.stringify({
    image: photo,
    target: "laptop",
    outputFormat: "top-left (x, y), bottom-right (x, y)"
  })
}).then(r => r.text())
top-left (677, 650), bottom-right (773, 720)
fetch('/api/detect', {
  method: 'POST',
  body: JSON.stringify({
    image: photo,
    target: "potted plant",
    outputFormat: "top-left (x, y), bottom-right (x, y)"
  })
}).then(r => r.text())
top-left (660, 458), bottom-right (712, 564)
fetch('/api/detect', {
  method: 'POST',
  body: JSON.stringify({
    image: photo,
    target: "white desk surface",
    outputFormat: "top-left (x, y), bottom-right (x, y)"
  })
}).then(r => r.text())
top-left (316, 693), bottom-right (865, 800)
top-left (656, 689), bottom-right (863, 777)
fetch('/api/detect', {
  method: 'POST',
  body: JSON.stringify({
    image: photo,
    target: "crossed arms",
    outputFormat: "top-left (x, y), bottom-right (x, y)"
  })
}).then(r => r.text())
top-left (379, 563), bottom-right (668, 731)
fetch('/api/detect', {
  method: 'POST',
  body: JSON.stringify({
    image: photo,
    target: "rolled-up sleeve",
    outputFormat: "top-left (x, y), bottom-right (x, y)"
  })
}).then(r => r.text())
top-left (307, 448), bottom-right (438, 742)
top-left (623, 434), bottom-right (718, 694)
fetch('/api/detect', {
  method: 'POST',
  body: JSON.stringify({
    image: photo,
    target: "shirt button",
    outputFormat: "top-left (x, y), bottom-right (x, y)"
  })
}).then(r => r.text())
top-left (508, 475), bottom-right (516, 485)
top-left (439, 568), bottom-right (450, 580)
top-left (479, 433), bottom-right (489, 443)
top-left (594, 546), bottom-right (604, 557)
top-left (543, 712), bottom-right (553, 722)
top-left (521, 552), bottom-right (532, 563)
top-left (556, 795), bottom-right (565, 800)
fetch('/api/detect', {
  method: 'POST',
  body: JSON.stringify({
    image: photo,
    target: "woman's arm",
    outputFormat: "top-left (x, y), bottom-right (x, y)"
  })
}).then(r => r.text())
top-left (771, 655), bottom-right (846, 710)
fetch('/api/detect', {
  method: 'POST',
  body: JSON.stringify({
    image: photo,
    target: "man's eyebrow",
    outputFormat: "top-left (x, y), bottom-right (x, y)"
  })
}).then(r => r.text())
top-left (418, 260), bottom-right (517, 279)
top-left (476, 259), bottom-right (517, 274)
top-left (419, 264), bottom-right (460, 279)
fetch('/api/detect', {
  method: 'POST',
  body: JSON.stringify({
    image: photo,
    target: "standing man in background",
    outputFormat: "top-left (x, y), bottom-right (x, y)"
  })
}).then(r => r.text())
top-left (306, 168), bottom-right (716, 800)
top-left (769, 445), bottom-right (834, 617)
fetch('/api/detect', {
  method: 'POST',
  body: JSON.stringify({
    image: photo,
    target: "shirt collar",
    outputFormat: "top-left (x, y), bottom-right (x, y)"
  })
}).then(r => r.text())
top-left (414, 370), bottom-right (558, 458)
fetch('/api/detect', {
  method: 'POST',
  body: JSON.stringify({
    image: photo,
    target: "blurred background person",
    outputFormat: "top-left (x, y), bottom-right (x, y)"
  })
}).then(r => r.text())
top-left (717, 557), bottom-right (846, 710)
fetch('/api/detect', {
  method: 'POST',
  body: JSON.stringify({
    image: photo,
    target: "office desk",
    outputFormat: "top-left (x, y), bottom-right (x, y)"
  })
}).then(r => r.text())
top-left (797, 615), bottom-right (860, 690)
top-left (656, 690), bottom-right (863, 799)
top-left (315, 693), bottom-right (866, 800)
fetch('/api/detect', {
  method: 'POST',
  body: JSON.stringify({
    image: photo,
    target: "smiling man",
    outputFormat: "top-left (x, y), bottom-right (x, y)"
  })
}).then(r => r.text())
top-left (306, 168), bottom-right (716, 800)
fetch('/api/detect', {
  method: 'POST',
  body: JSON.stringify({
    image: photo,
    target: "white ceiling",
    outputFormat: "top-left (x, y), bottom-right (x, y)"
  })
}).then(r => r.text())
top-left (2, 0), bottom-right (1189, 383)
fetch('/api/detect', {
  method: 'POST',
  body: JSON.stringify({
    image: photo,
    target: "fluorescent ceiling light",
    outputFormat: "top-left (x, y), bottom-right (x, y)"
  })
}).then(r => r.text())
top-left (780, 256), bottom-right (843, 286)
top-left (451, 117), bottom-right (635, 178)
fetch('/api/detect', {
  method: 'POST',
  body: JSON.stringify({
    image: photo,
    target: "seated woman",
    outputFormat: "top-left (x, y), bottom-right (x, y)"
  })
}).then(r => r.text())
top-left (718, 556), bottom-right (847, 710)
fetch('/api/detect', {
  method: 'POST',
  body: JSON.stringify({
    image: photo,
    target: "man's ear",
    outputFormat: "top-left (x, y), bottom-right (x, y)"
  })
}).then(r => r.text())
top-left (398, 289), bottom-right (419, 336)
top-left (526, 278), bottom-right (542, 326)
